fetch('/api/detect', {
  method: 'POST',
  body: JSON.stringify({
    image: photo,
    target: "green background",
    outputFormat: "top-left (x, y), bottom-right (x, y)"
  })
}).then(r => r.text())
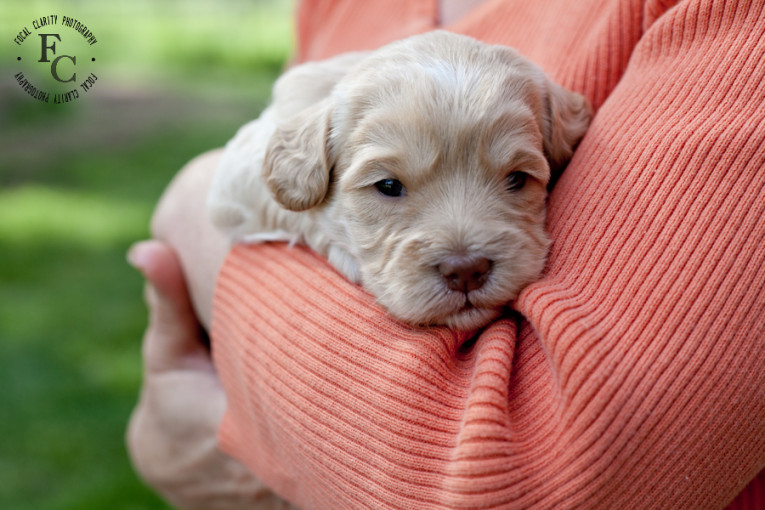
top-left (0, 1), bottom-right (293, 508)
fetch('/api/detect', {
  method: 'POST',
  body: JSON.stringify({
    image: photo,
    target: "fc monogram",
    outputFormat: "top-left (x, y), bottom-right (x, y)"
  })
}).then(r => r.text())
top-left (12, 15), bottom-right (99, 104)
top-left (38, 33), bottom-right (77, 83)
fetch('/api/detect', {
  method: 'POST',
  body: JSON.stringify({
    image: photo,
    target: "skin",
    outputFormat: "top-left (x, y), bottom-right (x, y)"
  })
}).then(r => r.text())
top-left (148, 149), bottom-right (229, 330)
top-left (127, 151), bottom-right (294, 509)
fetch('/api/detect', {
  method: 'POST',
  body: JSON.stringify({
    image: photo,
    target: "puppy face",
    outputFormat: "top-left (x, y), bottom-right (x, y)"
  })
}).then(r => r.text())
top-left (264, 31), bottom-right (590, 329)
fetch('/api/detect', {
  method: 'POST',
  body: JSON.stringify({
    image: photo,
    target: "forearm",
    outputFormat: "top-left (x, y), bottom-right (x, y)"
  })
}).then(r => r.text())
top-left (152, 0), bottom-right (765, 506)
top-left (213, 242), bottom-right (764, 509)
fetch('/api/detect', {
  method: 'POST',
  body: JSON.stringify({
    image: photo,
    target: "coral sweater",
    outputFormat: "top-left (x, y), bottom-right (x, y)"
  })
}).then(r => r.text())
top-left (212, 0), bottom-right (765, 508)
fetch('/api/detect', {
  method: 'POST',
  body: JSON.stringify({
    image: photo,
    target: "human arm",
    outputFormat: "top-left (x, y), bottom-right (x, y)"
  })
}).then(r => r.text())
top-left (138, 0), bottom-right (765, 507)
top-left (206, 1), bottom-right (765, 508)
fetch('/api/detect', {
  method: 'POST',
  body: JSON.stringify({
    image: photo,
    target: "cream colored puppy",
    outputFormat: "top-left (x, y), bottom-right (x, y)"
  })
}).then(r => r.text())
top-left (208, 31), bottom-right (590, 330)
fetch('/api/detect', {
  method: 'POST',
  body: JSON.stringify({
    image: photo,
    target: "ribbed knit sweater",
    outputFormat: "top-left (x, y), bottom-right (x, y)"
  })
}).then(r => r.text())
top-left (211, 0), bottom-right (765, 508)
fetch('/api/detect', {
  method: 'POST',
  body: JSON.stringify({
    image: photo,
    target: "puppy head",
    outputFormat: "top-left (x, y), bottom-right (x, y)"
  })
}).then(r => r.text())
top-left (264, 31), bottom-right (591, 329)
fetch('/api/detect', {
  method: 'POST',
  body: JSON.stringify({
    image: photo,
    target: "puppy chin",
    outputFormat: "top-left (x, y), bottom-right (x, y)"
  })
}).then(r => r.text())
top-left (385, 291), bottom-right (503, 330)
top-left (439, 305), bottom-right (501, 331)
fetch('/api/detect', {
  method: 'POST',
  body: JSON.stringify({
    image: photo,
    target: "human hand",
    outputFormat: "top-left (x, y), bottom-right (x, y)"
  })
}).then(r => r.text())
top-left (126, 240), bottom-right (292, 510)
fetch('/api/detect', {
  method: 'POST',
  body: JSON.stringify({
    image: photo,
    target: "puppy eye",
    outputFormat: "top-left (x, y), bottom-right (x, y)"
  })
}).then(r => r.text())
top-left (505, 171), bottom-right (527, 192)
top-left (374, 179), bottom-right (406, 197)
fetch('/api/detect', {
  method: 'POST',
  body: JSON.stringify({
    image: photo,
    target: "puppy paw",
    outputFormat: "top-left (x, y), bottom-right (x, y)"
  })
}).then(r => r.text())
top-left (327, 244), bottom-right (361, 284)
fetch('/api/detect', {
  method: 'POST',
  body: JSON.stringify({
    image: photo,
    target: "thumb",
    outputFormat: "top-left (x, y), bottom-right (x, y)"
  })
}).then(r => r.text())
top-left (128, 240), bottom-right (212, 373)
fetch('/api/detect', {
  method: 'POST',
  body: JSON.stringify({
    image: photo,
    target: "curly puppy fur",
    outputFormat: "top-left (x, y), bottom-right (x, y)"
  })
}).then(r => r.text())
top-left (208, 31), bottom-right (591, 330)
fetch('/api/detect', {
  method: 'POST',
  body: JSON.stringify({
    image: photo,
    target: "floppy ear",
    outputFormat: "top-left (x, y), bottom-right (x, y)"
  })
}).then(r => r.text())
top-left (263, 98), bottom-right (333, 211)
top-left (542, 81), bottom-right (592, 171)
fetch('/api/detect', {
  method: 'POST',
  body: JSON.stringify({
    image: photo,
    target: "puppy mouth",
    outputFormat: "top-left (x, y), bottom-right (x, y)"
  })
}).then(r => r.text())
top-left (442, 290), bottom-right (500, 320)
top-left (455, 287), bottom-right (493, 310)
top-left (459, 297), bottom-right (482, 312)
top-left (440, 297), bottom-right (501, 330)
top-left (457, 296), bottom-right (499, 317)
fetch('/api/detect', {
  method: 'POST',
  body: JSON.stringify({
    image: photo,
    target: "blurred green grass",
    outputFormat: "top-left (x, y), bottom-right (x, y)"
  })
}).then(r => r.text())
top-left (0, 0), bottom-right (293, 508)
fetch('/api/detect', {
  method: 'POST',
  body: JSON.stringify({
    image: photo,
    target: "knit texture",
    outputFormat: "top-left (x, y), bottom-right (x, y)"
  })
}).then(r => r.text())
top-left (212, 0), bottom-right (765, 508)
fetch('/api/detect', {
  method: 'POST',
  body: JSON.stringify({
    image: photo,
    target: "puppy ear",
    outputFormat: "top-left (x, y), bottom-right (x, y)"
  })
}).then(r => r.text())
top-left (263, 99), bottom-right (332, 211)
top-left (542, 81), bottom-right (592, 171)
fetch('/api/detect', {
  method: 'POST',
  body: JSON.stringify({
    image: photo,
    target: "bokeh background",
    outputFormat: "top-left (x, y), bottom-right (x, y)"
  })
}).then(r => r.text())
top-left (0, 1), bottom-right (294, 508)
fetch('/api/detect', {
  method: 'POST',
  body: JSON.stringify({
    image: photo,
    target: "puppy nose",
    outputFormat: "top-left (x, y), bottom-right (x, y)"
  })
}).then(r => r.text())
top-left (438, 256), bottom-right (492, 293)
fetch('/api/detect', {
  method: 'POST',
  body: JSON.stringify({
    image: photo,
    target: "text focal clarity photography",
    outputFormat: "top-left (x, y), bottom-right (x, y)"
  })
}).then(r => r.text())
top-left (13, 14), bottom-right (98, 104)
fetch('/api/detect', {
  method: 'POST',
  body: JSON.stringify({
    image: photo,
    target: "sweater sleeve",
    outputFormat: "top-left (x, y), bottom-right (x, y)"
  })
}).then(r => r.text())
top-left (212, 1), bottom-right (765, 508)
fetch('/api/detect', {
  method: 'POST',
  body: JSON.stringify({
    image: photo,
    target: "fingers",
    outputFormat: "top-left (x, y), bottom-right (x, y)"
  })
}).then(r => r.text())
top-left (128, 240), bottom-right (212, 373)
top-left (129, 240), bottom-right (190, 307)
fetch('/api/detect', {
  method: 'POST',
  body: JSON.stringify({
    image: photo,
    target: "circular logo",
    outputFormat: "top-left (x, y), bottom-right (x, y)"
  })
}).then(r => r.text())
top-left (12, 15), bottom-right (99, 104)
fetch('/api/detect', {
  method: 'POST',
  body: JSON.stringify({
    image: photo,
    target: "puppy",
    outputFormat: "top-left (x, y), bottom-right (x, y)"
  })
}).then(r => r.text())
top-left (208, 31), bottom-right (591, 330)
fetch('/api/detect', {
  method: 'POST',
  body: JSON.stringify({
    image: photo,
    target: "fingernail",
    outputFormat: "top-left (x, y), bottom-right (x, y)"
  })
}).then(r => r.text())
top-left (127, 241), bottom-right (153, 273)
